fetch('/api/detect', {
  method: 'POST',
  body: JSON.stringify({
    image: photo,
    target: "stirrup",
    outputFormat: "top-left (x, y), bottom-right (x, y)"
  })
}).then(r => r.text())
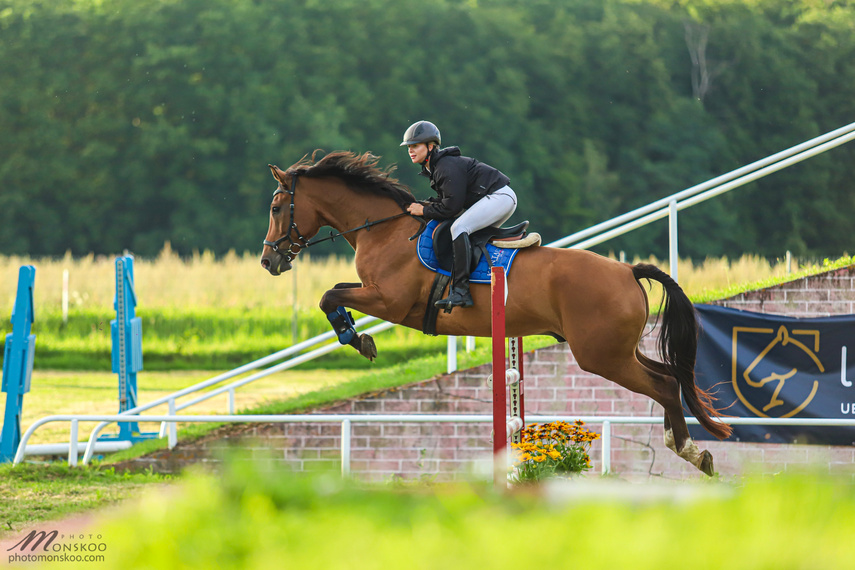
top-left (435, 290), bottom-right (473, 310)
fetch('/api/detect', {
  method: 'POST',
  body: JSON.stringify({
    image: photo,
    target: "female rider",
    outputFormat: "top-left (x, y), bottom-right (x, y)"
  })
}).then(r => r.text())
top-left (402, 120), bottom-right (517, 310)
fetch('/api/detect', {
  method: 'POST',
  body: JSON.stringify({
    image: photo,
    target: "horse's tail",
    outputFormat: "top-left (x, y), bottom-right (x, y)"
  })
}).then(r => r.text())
top-left (632, 263), bottom-right (733, 440)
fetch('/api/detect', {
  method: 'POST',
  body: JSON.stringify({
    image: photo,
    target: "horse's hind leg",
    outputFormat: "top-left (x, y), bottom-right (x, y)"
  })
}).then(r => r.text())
top-left (588, 354), bottom-right (715, 476)
top-left (635, 351), bottom-right (714, 474)
top-left (635, 352), bottom-right (679, 453)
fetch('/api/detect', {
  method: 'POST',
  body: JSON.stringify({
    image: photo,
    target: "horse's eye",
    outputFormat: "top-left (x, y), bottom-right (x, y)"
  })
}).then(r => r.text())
top-left (272, 206), bottom-right (280, 214)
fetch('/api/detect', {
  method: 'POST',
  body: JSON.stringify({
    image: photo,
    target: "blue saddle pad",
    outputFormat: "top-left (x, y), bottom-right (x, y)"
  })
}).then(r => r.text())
top-left (416, 220), bottom-right (520, 284)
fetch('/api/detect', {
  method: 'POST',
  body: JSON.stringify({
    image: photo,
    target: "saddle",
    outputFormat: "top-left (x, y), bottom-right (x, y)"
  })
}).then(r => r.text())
top-left (418, 219), bottom-right (541, 335)
top-left (430, 219), bottom-right (540, 274)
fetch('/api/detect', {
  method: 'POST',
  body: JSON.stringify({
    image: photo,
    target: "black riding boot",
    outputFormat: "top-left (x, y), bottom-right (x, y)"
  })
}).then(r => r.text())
top-left (435, 232), bottom-right (474, 311)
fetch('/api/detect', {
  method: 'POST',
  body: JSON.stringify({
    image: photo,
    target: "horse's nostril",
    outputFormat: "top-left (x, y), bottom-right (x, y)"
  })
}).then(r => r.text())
top-left (261, 258), bottom-right (270, 269)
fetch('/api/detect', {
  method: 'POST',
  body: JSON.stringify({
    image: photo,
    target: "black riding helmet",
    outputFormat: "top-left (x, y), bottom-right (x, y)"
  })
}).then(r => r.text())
top-left (400, 120), bottom-right (441, 147)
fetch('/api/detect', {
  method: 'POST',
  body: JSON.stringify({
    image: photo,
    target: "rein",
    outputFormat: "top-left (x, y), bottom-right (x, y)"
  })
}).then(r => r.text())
top-left (309, 212), bottom-right (411, 246)
top-left (263, 173), bottom-right (424, 262)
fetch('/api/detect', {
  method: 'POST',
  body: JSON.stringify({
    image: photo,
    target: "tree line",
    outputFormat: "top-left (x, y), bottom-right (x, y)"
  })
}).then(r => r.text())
top-left (1, 0), bottom-right (853, 260)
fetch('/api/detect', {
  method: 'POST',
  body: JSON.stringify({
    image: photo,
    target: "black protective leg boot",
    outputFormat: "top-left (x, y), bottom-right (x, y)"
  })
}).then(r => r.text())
top-left (435, 233), bottom-right (474, 310)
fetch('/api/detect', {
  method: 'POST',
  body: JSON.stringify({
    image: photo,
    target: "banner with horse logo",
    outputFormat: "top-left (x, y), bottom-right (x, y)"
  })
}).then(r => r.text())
top-left (691, 304), bottom-right (855, 445)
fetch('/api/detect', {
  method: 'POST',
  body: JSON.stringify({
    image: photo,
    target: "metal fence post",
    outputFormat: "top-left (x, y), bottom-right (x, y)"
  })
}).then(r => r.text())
top-left (167, 399), bottom-right (177, 449)
top-left (601, 420), bottom-right (611, 475)
top-left (447, 336), bottom-right (457, 374)
top-left (68, 419), bottom-right (78, 467)
top-left (668, 200), bottom-right (678, 283)
top-left (341, 419), bottom-right (351, 476)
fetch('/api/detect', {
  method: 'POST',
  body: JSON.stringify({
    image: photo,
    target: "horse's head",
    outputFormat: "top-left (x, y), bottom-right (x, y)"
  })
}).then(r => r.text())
top-left (260, 164), bottom-right (319, 275)
top-left (261, 151), bottom-right (417, 275)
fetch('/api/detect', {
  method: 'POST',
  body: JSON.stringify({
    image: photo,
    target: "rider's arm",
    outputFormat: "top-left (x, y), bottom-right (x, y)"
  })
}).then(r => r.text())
top-left (422, 160), bottom-right (467, 220)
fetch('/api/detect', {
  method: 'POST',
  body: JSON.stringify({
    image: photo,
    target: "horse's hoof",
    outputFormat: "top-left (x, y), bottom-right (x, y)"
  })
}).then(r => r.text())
top-left (351, 333), bottom-right (377, 361)
top-left (697, 450), bottom-right (715, 477)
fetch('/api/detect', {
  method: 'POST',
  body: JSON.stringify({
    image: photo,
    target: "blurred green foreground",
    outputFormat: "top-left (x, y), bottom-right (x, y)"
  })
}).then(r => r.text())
top-left (27, 458), bottom-right (855, 570)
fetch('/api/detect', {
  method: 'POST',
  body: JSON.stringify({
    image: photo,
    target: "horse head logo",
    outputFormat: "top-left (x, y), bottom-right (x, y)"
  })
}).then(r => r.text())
top-left (733, 325), bottom-right (823, 418)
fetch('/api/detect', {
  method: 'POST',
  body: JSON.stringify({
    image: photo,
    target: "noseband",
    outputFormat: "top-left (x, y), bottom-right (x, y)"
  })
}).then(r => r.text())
top-left (262, 173), bottom-right (311, 263)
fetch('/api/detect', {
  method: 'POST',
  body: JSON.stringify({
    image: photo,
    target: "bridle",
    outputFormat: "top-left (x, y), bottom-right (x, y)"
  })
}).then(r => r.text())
top-left (262, 173), bottom-right (310, 263)
top-left (262, 172), bottom-right (424, 263)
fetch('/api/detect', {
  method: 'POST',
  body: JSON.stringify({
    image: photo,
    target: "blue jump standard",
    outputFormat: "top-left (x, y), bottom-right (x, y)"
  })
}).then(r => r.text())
top-left (1, 266), bottom-right (36, 463)
top-left (99, 255), bottom-right (157, 444)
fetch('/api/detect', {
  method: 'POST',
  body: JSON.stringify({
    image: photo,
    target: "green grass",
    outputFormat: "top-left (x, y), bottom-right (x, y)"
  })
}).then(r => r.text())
top-left (51, 460), bottom-right (855, 569)
top-left (692, 254), bottom-right (855, 303)
top-left (101, 335), bottom-right (558, 463)
top-left (1, 332), bottom-right (555, 456)
top-left (5, 368), bottom-right (367, 446)
top-left (0, 463), bottom-right (170, 539)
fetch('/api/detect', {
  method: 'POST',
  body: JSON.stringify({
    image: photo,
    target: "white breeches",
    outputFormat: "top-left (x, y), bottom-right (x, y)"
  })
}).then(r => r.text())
top-left (450, 186), bottom-right (517, 240)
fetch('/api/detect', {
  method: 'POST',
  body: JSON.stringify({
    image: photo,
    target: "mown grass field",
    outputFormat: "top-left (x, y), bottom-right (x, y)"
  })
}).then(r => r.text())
top-left (0, 463), bottom-right (170, 539)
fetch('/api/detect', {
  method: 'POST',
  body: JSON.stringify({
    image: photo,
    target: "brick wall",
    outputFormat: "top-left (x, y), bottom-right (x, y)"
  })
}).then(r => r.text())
top-left (126, 266), bottom-right (855, 481)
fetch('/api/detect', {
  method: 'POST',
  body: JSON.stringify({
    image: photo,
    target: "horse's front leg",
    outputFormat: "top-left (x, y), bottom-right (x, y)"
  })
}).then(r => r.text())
top-left (320, 283), bottom-right (395, 362)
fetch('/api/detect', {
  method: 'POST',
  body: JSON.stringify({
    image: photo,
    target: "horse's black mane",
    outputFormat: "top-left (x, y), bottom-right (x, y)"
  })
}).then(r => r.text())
top-left (287, 150), bottom-right (416, 209)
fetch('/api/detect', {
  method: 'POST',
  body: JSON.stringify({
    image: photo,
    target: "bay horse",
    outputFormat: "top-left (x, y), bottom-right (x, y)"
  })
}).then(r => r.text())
top-left (260, 151), bottom-right (732, 476)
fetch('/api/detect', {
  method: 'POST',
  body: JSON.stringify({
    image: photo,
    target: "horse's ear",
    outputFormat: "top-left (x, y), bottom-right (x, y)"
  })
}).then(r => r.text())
top-left (269, 164), bottom-right (287, 183)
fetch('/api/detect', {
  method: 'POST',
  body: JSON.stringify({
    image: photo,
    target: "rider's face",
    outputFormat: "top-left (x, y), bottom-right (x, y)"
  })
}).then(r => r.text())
top-left (407, 143), bottom-right (431, 165)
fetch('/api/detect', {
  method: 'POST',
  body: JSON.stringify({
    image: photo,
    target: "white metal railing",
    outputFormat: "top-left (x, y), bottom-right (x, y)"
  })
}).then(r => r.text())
top-left (15, 414), bottom-right (855, 476)
top-left (22, 440), bottom-right (133, 457)
top-left (16, 122), bottom-right (855, 458)
top-left (163, 321), bottom-right (395, 416)
top-left (59, 314), bottom-right (383, 456)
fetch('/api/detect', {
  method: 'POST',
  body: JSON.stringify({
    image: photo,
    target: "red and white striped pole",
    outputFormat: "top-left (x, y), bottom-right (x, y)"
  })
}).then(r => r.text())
top-left (491, 266), bottom-right (508, 488)
top-left (491, 266), bottom-right (525, 488)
